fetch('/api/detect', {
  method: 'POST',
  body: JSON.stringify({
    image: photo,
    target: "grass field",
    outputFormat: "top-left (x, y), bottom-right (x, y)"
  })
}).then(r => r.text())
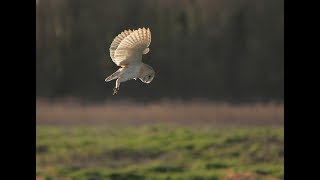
top-left (36, 125), bottom-right (283, 180)
top-left (36, 101), bottom-right (283, 180)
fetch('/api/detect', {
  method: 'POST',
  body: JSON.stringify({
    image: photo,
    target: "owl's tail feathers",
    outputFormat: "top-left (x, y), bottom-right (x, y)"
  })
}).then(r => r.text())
top-left (105, 70), bottom-right (121, 82)
top-left (142, 48), bottom-right (149, 54)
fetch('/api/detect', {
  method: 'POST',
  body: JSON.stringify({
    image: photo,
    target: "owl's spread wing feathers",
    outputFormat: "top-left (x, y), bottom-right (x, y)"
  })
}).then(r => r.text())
top-left (109, 29), bottom-right (133, 63)
top-left (110, 28), bottom-right (151, 67)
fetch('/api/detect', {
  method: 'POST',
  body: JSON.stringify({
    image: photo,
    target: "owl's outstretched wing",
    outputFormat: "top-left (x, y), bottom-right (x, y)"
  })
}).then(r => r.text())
top-left (113, 28), bottom-right (151, 67)
top-left (109, 29), bottom-right (134, 64)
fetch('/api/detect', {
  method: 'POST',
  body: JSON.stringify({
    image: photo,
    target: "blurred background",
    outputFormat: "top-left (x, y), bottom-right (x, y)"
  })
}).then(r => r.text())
top-left (36, 0), bottom-right (284, 179)
top-left (36, 0), bottom-right (283, 103)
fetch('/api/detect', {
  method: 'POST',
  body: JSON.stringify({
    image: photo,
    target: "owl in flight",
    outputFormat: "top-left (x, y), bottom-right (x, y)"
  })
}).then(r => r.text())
top-left (105, 27), bottom-right (155, 95)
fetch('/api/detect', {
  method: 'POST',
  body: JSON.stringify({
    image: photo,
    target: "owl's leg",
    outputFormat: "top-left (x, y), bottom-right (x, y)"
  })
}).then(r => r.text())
top-left (113, 79), bottom-right (120, 95)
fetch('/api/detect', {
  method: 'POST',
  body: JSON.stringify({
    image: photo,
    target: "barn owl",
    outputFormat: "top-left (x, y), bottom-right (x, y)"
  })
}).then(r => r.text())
top-left (105, 27), bottom-right (155, 95)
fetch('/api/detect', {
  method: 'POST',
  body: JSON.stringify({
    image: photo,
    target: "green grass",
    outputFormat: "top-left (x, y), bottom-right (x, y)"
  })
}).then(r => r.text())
top-left (36, 124), bottom-right (283, 180)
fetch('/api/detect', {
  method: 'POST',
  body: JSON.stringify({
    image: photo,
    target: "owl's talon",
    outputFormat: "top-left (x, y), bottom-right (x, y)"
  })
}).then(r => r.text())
top-left (113, 87), bottom-right (119, 95)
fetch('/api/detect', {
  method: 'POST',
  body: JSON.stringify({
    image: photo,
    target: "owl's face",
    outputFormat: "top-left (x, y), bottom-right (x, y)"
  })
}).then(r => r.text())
top-left (139, 63), bottom-right (155, 83)
top-left (141, 70), bottom-right (155, 83)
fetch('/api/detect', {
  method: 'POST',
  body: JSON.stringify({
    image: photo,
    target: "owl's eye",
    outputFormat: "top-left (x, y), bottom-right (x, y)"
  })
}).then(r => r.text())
top-left (148, 75), bottom-right (151, 78)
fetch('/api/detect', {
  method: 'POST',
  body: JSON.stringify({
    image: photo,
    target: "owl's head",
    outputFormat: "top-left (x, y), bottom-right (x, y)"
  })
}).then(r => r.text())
top-left (139, 63), bottom-right (155, 83)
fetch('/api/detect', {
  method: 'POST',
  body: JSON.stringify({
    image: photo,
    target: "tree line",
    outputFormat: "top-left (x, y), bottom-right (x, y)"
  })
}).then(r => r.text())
top-left (36, 0), bottom-right (283, 103)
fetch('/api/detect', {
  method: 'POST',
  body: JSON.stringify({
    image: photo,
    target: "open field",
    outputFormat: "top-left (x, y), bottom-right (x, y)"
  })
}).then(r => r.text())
top-left (36, 100), bottom-right (283, 126)
top-left (36, 101), bottom-right (283, 180)
top-left (36, 125), bottom-right (283, 180)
